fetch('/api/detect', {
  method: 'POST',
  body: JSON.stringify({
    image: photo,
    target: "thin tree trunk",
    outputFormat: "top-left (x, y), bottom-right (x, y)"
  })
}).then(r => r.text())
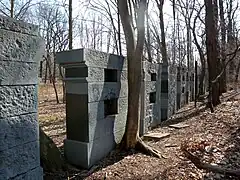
top-left (69, 0), bottom-right (73, 50)
top-left (10, 0), bottom-right (14, 18)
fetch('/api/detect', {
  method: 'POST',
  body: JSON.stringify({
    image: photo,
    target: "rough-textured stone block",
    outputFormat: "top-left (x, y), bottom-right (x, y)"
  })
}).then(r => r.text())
top-left (57, 49), bottom-right (127, 70)
top-left (0, 141), bottom-right (40, 179)
top-left (0, 29), bottom-right (44, 62)
top-left (0, 15), bottom-right (39, 36)
top-left (10, 167), bottom-right (43, 180)
top-left (0, 113), bottom-right (38, 151)
top-left (0, 61), bottom-right (38, 85)
top-left (88, 82), bottom-right (128, 102)
top-left (145, 81), bottom-right (156, 93)
top-left (0, 85), bottom-right (37, 118)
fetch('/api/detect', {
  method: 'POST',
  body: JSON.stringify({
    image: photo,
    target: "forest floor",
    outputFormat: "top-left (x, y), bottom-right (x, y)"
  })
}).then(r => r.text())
top-left (39, 82), bottom-right (240, 180)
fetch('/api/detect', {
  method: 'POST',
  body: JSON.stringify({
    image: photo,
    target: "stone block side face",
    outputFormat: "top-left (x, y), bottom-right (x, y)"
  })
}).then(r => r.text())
top-left (168, 67), bottom-right (177, 117)
top-left (0, 17), bottom-right (43, 180)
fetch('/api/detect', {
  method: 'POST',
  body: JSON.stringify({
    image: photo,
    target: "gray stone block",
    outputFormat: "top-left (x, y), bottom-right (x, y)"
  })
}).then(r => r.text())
top-left (56, 48), bottom-right (127, 70)
top-left (10, 167), bottom-right (43, 180)
top-left (88, 101), bottom-right (105, 121)
top-left (0, 85), bottom-right (37, 118)
top-left (64, 133), bottom-right (118, 169)
top-left (0, 140), bottom-right (40, 179)
top-left (0, 29), bottom-right (44, 62)
top-left (65, 81), bottom-right (88, 94)
top-left (145, 81), bottom-right (156, 93)
top-left (0, 113), bottom-right (38, 151)
top-left (0, 61), bottom-right (39, 85)
top-left (0, 15), bottom-right (39, 36)
top-left (88, 82), bottom-right (127, 102)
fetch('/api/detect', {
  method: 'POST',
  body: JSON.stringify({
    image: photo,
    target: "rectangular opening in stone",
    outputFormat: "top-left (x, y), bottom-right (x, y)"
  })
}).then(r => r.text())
top-left (104, 69), bottom-right (118, 82)
top-left (151, 73), bottom-right (157, 81)
top-left (104, 98), bottom-right (118, 116)
top-left (182, 87), bottom-right (185, 93)
top-left (182, 75), bottom-right (185, 81)
top-left (65, 67), bottom-right (88, 78)
top-left (149, 92), bottom-right (156, 103)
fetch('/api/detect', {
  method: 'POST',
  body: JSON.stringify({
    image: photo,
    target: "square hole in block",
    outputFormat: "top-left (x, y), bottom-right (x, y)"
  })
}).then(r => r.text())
top-left (151, 73), bottom-right (157, 81)
top-left (149, 92), bottom-right (156, 103)
top-left (104, 69), bottom-right (118, 82)
top-left (104, 98), bottom-right (118, 116)
top-left (182, 87), bottom-right (185, 93)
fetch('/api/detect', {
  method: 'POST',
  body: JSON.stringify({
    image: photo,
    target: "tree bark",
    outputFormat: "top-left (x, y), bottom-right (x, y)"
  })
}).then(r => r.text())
top-left (68, 0), bottom-right (73, 50)
top-left (205, 0), bottom-right (220, 107)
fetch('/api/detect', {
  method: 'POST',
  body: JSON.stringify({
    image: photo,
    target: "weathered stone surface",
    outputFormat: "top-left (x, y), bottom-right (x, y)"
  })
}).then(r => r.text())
top-left (0, 141), bottom-right (40, 179)
top-left (0, 29), bottom-right (44, 62)
top-left (88, 82), bottom-right (128, 102)
top-left (144, 132), bottom-right (170, 140)
top-left (56, 48), bottom-right (127, 70)
top-left (0, 85), bottom-right (37, 118)
top-left (145, 81), bottom-right (156, 93)
top-left (0, 61), bottom-right (39, 85)
top-left (10, 167), bottom-right (43, 180)
top-left (0, 113), bottom-right (38, 151)
top-left (0, 15), bottom-right (39, 36)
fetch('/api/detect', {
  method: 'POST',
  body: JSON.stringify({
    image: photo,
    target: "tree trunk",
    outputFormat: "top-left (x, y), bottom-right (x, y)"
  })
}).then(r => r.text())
top-left (205, 0), bottom-right (220, 107)
top-left (10, 0), bottom-right (14, 18)
top-left (219, 0), bottom-right (227, 93)
top-left (68, 0), bottom-right (73, 50)
top-left (40, 127), bottom-right (66, 172)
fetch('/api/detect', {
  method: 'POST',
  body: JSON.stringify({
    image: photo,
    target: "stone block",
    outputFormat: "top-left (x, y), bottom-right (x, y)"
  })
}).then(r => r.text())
top-left (0, 113), bottom-right (38, 151)
top-left (88, 82), bottom-right (128, 102)
top-left (0, 29), bottom-right (44, 62)
top-left (145, 81), bottom-right (156, 93)
top-left (0, 15), bottom-right (39, 36)
top-left (64, 132), bottom-right (119, 169)
top-left (56, 49), bottom-right (127, 70)
top-left (0, 85), bottom-right (37, 118)
top-left (88, 101), bottom-right (105, 121)
top-left (0, 61), bottom-right (39, 85)
top-left (10, 167), bottom-right (43, 180)
top-left (0, 141), bottom-right (40, 179)
top-left (65, 81), bottom-right (88, 94)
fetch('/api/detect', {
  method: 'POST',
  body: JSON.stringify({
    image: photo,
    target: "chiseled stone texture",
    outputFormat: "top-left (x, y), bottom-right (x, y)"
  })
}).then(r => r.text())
top-left (0, 85), bottom-right (38, 118)
top-left (0, 61), bottom-right (38, 85)
top-left (0, 29), bottom-right (44, 63)
top-left (0, 15), bottom-right (39, 36)
top-left (0, 113), bottom-right (38, 151)
top-left (9, 167), bottom-right (43, 180)
top-left (0, 141), bottom-right (40, 179)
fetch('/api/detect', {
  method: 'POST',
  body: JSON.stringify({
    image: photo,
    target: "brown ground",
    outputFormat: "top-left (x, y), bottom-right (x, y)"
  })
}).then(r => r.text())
top-left (39, 83), bottom-right (240, 180)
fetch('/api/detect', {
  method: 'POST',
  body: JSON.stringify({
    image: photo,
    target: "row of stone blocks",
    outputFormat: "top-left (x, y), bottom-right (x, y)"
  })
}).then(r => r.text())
top-left (0, 15), bottom-right (43, 179)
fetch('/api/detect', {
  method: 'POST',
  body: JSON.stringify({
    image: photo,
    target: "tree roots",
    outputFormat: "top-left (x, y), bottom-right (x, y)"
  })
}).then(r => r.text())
top-left (136, 137), bottom-right (162, 159)
top-left (181, 144), bottom-right (240, 177)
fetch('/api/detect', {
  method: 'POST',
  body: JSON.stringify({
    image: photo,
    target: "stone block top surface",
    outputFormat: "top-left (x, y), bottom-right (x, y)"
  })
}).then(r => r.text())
top-left (0, 15), bottom-right (39, 36)
top-left (56, 48), bottom-right (126, 70)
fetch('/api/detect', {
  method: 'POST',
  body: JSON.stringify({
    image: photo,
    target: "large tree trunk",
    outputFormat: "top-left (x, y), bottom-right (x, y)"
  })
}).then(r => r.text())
top-left (205, 0), bottom-right (220, 107)
top-left (40, 127), bottom-right (66, 172)
top-left (219, 0), bottom-right (227, 93)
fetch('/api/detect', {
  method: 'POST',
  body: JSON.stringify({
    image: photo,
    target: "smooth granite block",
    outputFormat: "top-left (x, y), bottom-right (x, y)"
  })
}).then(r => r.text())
top-left (65, 81), bottom-right (88, 94)
top-left (0, 141), bottom-right (40, 179)
top-left (0, 113), bottom-right (38, 151)
top-left (0, 85), bottom-right (37, 118)
top-left (66, 94), bottom-right (89, 142)
top-left (0, 29), bottom-right (44, 62)
top-left (0, 61), bottom-right (39, 85)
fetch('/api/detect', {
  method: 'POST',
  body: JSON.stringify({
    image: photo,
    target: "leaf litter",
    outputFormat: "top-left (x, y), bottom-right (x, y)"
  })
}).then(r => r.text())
top-left (39, 83), bottom-right (240, 179)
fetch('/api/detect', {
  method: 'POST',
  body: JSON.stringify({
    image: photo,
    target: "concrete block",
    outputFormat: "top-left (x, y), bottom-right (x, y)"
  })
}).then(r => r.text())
top-left (0, 29), bottom-right (44, 62)
top-left (0, 140), bottom-right (40, 179)
top-left (0, 61), bottom-right (39, 85)
top-left (56, 49), bottom-right (84, 64)
top-left (10, 167), bottom-right (43, 180)
top-left (87, 67), bottom-right (104, 82)
top-left (88, 82), bottom-right (127, 102)
top-left (0, 85), bottom-right (37, 118)
top-left (0, 113), bottom-right (38, 151)
top-left (0, 15), bottom-right (39, 36)
top-left (88, 101), bottom-right (104, 121)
